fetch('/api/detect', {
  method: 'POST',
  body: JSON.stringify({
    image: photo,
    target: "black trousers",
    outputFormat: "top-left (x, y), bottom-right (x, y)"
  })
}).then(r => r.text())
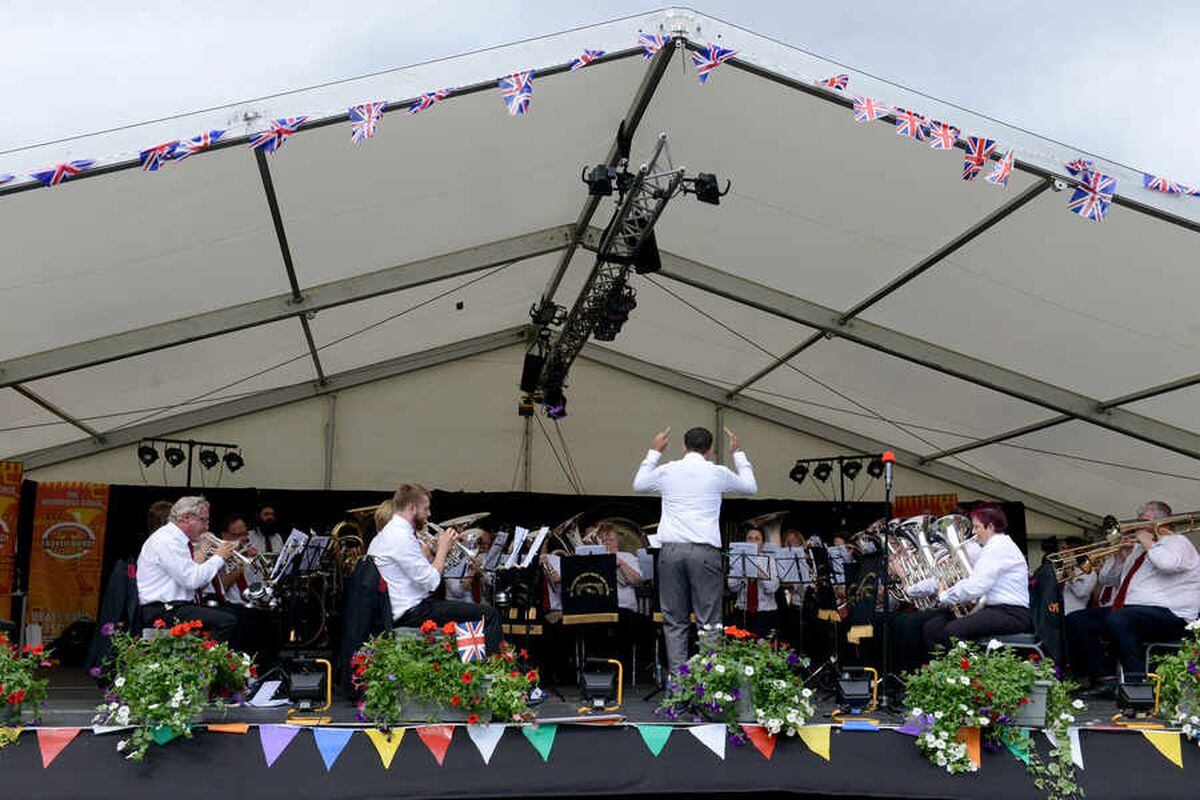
top-left (1066, 605), bottom-right (1186, 677)
top-left (396, 597), bottom-right (503, 655)
top-left (139, 601), bottom-right (238, 644)
top-left (890, 608), bottom-right (943, 675)
top-left (922, 604), bottom-right (1032, 653)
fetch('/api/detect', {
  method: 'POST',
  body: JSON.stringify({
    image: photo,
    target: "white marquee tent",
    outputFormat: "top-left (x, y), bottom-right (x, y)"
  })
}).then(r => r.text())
top-left (3, 8), bottom-right (1198, 532)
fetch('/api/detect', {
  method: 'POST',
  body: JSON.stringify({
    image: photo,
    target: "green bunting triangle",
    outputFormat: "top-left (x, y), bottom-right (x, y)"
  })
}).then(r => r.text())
top-left (636, 724), bottom-right (672, 757)
top-left (521, 723), bottom-right (558, 762)
top-left (1001, 727), bottom-right (1031, 766)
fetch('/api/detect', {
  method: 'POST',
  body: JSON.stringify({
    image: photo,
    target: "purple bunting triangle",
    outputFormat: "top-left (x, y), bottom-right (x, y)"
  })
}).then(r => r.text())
top-left (259, 724), bottom-right (302, 767)
top-left (313, 727), bottom-right (355, 771)
top-left (897, 714), bottom-right (933, 736)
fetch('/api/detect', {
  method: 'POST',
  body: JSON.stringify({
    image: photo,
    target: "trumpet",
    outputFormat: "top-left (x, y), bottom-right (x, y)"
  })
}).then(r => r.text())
top-left (1046, 511), bottom-right (1200, 583)
top-left (198, 532), bottom-right (263, 574)
top-left (419, 518), bottom-right (488, 570)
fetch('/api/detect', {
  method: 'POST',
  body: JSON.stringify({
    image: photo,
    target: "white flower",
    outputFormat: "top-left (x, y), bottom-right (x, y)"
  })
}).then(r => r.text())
top-left (933, 738), bottom-right (946, 750)
top-left (148, 663), bottom-right (159, 670)
top-left (938, 730), bottom-right (949, 739)
top-left (743, 666), bottom-right (755, 677)
top-left (116, 740), bottom-right (127, 752)
top-left (773, 679), bottom-right (787, 690)
top-left (1186, 619), bottom-right (1200, 632)
top-left (786, 728), bottom-right (796, 737)
top-left (786, 711), bottom-right (798, 724)
top-left (978, 716), bottom-right (990, 726)
top-left (958, 704), bottom-right (968, 712)
top-left (960, 676), bottom-right (970, 685)
top-left (934, 710), bottom-right (944, 720)
top-left (114, 706), bottom-right (130, 726)
top-left (1060, 713), bottom-right (1075, 724)
top-left (714, 664), bottom-right (726, 674)
top-left (946, 677), bottom-right (957, 686)
top-left (957, 641), bottom-right (968, 650)
top-left (1072, 699), bottom-right (1085, 710)
top-left (986, 638), bottom-right (1004, 652)
top-left (113, 676), bottom-right (126, 689)
top-left (911, 707), bottom-right (923, 717)
top-left (802, 688), bottom-right (813, 698)
top-left (923, 733), bottom-right (936, 745)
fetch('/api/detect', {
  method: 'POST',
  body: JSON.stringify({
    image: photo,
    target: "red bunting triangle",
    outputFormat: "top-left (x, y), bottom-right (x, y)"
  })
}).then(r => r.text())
top-left (416, 724), bottom-right (455, 766)
top-left (37, 728), bottom-right (81, 768)
top-left (742, 725), bottom-right (776, 760)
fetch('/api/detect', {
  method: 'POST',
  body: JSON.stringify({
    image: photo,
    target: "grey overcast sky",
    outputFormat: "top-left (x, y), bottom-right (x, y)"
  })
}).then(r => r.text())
top-left (3, 2), bottom-right (1198, 180)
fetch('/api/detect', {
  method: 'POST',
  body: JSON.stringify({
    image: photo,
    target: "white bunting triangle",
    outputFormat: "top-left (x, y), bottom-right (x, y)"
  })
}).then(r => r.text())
top-left (1067, 728), bottom-right (1084, 769)
top-left (91, 725), bottom-right (133, 736)
top-left (689, 724), bottom-right (726, 760)
top-left (467, 724), bottom-right (506, 765)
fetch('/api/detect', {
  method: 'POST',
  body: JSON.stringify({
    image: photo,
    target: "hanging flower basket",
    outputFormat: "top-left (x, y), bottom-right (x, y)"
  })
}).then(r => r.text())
top-left (0, 633), bottom-right (51, 736)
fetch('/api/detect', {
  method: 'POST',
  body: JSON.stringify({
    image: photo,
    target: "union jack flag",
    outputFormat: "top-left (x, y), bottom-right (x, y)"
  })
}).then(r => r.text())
top-left (174, 130), bottom-right (225, 161)
top-left (927, 121), bottom-right (959, 151)
top-left (893, 107), bottom-right (928, 141)
top-left (1067, 170), bottom-right (1116, 223)
top-left (638, 33), bottom-right (671, 61)
top-left (455, 619), bottom-right (487, 662)
top-left (138, 140), bottom-right (179, 172)
top-left (570, 49), bottom-right (605, 71)
top-left (816, 73), bottom-right (850, 91)
top-left (31, 160), bottom-right (95, 187)
top-left (985, 148), bottom-right (1015, 187)
top-left (249, 117), bottom-right (307, 153)
top-left (851, 96), bottom-right (889, 123)
top-left (0, 174), bottom-right (12, 186)
top-left (498, 72), bottom-right (534, 116)
top-left (409, 88), bottom-right (453, 115)
top-left (691, 42), bottom-right (737, 84)
top-left (1064, 158), bottom-right (1093, 177)
top-left (348, 102), bottom-right (386, 144)
top-left (961, 136), bottom-right (996, 181)
top-left (1143, 173), bottom-right (1185, 195)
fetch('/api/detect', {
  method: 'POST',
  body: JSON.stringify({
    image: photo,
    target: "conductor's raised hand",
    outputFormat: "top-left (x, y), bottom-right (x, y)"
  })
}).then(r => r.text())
top-left (651, 427), bottom-right (671, 453)
top-left (724, 426), bottom-right (739, 453)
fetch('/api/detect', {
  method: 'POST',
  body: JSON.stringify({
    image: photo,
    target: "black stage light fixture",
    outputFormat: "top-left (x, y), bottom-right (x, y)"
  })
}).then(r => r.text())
top-left (519, 351), bottom-right (545, 393)
top-left (583, 164), bottom-right (615, 196)
top-left (223, 450), bottom-right (245, 473)
top-left (137, 443), bottom-right (159, 467)
top-left (841, 459), bottom-right (863, 481)
top-left (788, 461), bottom-right (809, 485)
top-left (198, 449), bottom-right (220, 470)
top-left (1117, 672), bottom-right (1158, 716)
top-left (813, 462), bottom-right (833, 483)
top-left (836, 667), bottom-right (877, 714)
top-left (632, 229), bottom-right (662, 275)
top-left (866, 456), bottom-right (886, 479)
top-left (163, 445), bottom-right (186, 468)
top-left (692, 172), bottom-right (726, 205)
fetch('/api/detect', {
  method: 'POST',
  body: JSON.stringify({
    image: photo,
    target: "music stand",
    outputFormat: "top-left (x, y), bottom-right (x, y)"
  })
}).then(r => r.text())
top-left (277, 537), bottom-right (332, 658)
top-left (561, 553), bottom-right (619, 695)
top-left (726, 544), bottom-right (773, 633)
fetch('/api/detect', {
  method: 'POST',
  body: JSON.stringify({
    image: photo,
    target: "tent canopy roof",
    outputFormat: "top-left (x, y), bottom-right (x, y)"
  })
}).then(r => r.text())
top-left (4, 8), bottom-right (1198, 526)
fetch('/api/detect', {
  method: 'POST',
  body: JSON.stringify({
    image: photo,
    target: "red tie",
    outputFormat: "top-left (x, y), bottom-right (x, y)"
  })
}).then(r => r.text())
top-left (263, 536), bottom-right (274, 554)
top-left (747, 579), bottom-right (759, 614)
top-left (471, 574), bottom-right (482, 603)
top-left (541, 575), bottom-right (551, 612)
top-left (1111, 552), bottom-right (1147, 610)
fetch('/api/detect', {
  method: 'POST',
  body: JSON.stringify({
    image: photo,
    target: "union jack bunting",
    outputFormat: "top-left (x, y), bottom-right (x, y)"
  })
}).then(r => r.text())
top-left (816, 73), bottom-right (850, 91)
top-left (985, 148), bottom-right (1015, 187)
top-left (851, 96), bottom-right (889, 123)
top-left (498, 72), bottom-right (534, 116)
top-left (408, 88), bottom-right (452, 115)
top-left (961, 136), bottom-right (997, 181)
top-left (174, 129), bottom-right (225, 161)
top-left (570, 49), bottom-right (605, 71)
top-left (691, 42), bottom-right (737, 84)
top-left (892, 107), bottom-right (928, 141)
top-left (927, 121), bottom-right (959, 151)
top-left (1142, 173), bottom-right (1185, 195)
top-left (638, 33), bottom-right (671, 61)
top-left (31, 160), bottom-right (95, 187)
top-left (138, 140), bottom-right (179, 172)
top-left (455, 619), bottom-right (487, 662)
top-left (248, 117), bottom-right (307, 153)
top-left (0, 174), bottom-right (12, 186)
top-left (1067, 170), bottom-right (1116, 223)
top-left (348, 102), bottom-right (386, 144)
top-left (1064, 158), bottom-right (1094, 177)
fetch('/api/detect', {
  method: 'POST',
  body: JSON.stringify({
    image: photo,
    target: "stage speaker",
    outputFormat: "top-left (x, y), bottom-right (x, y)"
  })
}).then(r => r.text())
top-left (519, 352), bottom-right (545, 393)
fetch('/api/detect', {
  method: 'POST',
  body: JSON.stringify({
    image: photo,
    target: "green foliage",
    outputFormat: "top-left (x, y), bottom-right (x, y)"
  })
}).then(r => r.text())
top-left (1152, 621), bottom-right (1200, 740)
top-left (0, 632), bottom-right (51, 725)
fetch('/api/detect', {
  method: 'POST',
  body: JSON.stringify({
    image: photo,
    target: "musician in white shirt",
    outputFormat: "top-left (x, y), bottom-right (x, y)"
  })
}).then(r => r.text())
top-left (367, 483), bottom-right (502, 654)
top-left (1059, 537), bottom-right (1099, 616)
top-left (727, 526), bottom-right (780, 637)
top-left (136, 496), bottom-right (238, 642)
top-left (247, 501), bottom-right (284, 556)
top-left (632, 425), bottom-right (757, 670)
top-left (1066, 501), bottom-right (1200, 697)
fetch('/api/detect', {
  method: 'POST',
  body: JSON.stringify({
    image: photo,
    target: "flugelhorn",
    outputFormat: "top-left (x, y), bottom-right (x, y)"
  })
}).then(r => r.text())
top-left (1046, 510), bottom-right (1200, 583)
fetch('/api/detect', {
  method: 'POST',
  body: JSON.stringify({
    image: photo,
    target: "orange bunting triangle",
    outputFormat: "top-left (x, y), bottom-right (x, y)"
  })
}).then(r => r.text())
top-left (364, 728), bottom-right (405, 769)
top-left (742, 725), bottom-right (776, 760)
top-left (956, 726), bottom-right (981, 769)
top-left (208, 723), bottom-right (250, 734)
top-left (37, 728), bottom-right (81, 768)
top-left (416, 725), bottom-right (455, 766)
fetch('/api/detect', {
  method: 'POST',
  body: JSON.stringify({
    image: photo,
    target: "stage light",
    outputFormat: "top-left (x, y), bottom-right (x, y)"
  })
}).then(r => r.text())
top-left (137, 443), bottom-right (159, 467)
top-left (519, 351), bottom-right (545, 393)
top-left (631, 230), bottom-right (662, 275)
top-left (223, 450), bottom-right (245, 473)
top-left (198, 449), bottom-right (219, 470)
top-left (545, 399), bottom-right (567, 420)
top-left (836, 667), bottom-right (877, 714)
top-left (788, 461), bottom-right (808, 485)
top-left (282, 657), bottom-right (332, 723)
top-left (583, 164), bottom-right (616, 196)
top-left (866, 457), bottom-right (885, 479)
top-left (692, 172), bottom-right (726, 205)
top-left (163, 445), bottom-right (186, 468)
top-left (1117, 673), bottom-right (1159, 716)
top-left (813, 462), bottom-right (833, 483)
top-left (841, 460), bottom-right (863, 481)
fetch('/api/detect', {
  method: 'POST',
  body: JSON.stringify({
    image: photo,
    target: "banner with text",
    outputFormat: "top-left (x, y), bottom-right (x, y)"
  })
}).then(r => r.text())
top-left (0, 462), bottom-right (23, 620)
top-left (27, 482), bottom-right (109, 638)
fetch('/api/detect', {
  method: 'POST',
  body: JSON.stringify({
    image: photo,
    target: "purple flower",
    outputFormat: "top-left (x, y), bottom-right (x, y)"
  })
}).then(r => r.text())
top-left (729, 732), bottom-right (747, 747)
top-left (665, 708), bottom-right (679, 721)
top-left (105, 694), bottom-right (116, 703)
top-left (100, 622), bottom-right (115, 637)
top-left (233, 692), bottom-right (244, 705)
top-left (704, 662), bottom-right (714, 673)
top-left (1188, 662), bottom-right (1198, 676)
top-left (88, 666), bottom-right (102, 678)
top-left (355, 709), bottom-right (367, 722)
top-left (387, 673), bottom-right (397, 681)
top-left (695, 685), bottom-right (705, 698)
top-left (982, 741), bottom-right (1002, 754)
top-left (677, 663), bottom-right (691, 675)
top-left (786, 652), bottom-right (799, 667)
top-left (731, 688), bottom-right (741, 700)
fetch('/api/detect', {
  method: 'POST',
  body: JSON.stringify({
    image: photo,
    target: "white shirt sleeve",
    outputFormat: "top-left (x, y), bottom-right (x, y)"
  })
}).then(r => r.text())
top-left (1146, 536), bottom-right (1199, 574)
top-left (906, 577), bottom-right (939, 598)
top-left (378, 530), bottom-right (441, 593)
top-left (720, 451), bottom-right (757, 494)
top-left (158, 535), bottom-right (224, 592)
top-left (632, 450), bottom-right (663, 493)
top-left (1065, 570), bottom-right (1098, 601)
top-left (940, 545), bottom-right (1006, 606)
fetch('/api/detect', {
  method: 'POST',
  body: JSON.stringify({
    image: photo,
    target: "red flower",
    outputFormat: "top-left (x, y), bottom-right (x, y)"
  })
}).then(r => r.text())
top-left (10, 690), bottom-right (26, 704)
top-left (959, 659), bottom-right (971, 670)
top-left (420, 620), bottom-right (438, 634)
top-left (203, 640), bottom-right (217, 650)
top-left (432, 663), bottom-right (441, 672)
top-left (525, 670), bottom-right (538, 683)
top-left (153, 618), bottom-right (166, 628)
top-left (467, 713), bottom-right (479, 725)
top-left (519, 648), bottom-right (529, 659)
top-left (442, 642), bottom-right (453, 652)
top-left (462, 672), bottom-right (473, 685)
top-left (509, 671), bottom-right (519, 679)
top-left (985, 690), bottom-right (994, 699)
top-left (450, 695), bottom-right (461, 707)
top-left (442, 622), bottom-right (458, 636)
top-left (1028, 652), bottom-right (1040, 661)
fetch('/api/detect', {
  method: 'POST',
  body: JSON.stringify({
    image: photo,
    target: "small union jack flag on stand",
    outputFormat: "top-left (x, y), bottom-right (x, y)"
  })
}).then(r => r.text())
top-left (570, 49), bottom-right (605, 71)
top-left (455, 619), bottom-right (487, 662)
top-left (1064, 158), bottom-right (1094, 177)
top-left (985, 148), bottom-right (1015, 187)
top-left (409, 88), bottom-right (453, 115)
top-left (249, 117), bottom-right (307, 154)
top-left (816, 73), bottom-right (850, 91)
top-left (638, 33), bottom-right (671, 61)
top-left (1067, 170), bottom-right (1116, 223)
top-left (174, 130), bottom-right (225, 162)
top-left (927, 121), bottom-right (959, 151)
top-left (892, 107), bottom-right (928, 141)
top-left (31, 160), bottom-right (95, 187)
top-left (691, 42), bottom-right (737, 84)
top-left (138, 141), bottom-right (179, 172)
top-left (348, 102), bottom-right (387, 144)
top-left (1142, 173), bottom-right (1185, 195)
top-left (498, 72), bottom-right (534, 116)
top-left (851, 96), bottom-right (889, 123)
top-left (961, 136), bottom-right (997, 181)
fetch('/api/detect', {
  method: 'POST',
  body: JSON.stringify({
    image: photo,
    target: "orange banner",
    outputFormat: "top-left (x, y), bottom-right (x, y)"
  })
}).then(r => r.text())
top-left (893, 493), bottom-right (959, 520)
top-left (0, 462), bottom-right (22, 619)
top-left (27, 482), bottom-right (109, 639)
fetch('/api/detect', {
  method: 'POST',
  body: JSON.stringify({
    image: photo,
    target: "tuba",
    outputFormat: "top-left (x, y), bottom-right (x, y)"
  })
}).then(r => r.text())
top-left (886, 517), bottom-right (940, 610)
top-left (926, 514), bottom-right (983, 617)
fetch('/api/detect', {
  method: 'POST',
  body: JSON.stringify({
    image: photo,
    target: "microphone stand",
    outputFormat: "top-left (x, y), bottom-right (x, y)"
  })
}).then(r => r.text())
top-left (877, 453), bottom-right (901, 710)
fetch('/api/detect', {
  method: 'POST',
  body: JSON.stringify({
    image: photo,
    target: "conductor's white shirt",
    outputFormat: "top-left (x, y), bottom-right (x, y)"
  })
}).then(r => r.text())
top-left (632, 450), bottom-right (757, 547)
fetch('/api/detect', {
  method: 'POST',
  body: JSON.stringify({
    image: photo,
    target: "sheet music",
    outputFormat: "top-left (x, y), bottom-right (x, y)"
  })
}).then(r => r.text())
top-left (298, 534), bottom-right (330, 572)
top-left (503, 527), bottom-right (528, 569)
top-left (269, 529), bottom-right (308, 582)
top-left (728, 542), bottom-right (771, 580)
top-left (519, 526), bottom-right (549, 568)
top-left (483, 531), bottom-right (509, 571)
top-left (776, 547), bottom-right (811, 583)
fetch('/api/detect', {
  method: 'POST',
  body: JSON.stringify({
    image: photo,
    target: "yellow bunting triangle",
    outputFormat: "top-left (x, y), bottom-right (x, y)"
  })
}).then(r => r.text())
top-left (1142, 730), bottom-right (1183, 768)
top-left (797, 725), bottom-right (831, 761)
top-left (0, 727), bottom-right (23, 747)
top-left (365, 729), bottom-right (405, 769)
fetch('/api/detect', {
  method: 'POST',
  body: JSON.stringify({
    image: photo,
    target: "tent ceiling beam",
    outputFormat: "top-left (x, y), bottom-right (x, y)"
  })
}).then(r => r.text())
top-left (656, 251), bottom-right (1200, 461)
top-left (0, 225), bottom-right (573, 388)
top-left (14, 326), bottom-right (528, 471)
top-left (580, 343), bottom-right (1099, 527)
top-left (727, 177), bottom-right (1053, 398)
top-left (11, 385), bottom-right (104, 442)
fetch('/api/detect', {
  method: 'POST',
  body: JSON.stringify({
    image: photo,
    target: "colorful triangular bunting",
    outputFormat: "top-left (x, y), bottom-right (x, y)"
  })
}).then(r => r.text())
top-left (742, 724), bottom-right (776, 759)
top-left (364, 728), bottom-right (405, 769)
top-left (839, 720), bottom-right (879, 732)
top-left (522, 723), bottom-right (557, 762)
top-left (313, 727), bottom-right (354, 772)
top-left (467, 723), bottom-right (505, 764)
top-left (688, 723), bottom-right (726, 760)
top-left (417, 724), bottom-right (455, 765)
top-left (208, 723), bottom-right (250, 734)
top-left (151, 726), bottom-right (182, 746)
top-left (1068, 728), bottom-right (1084, 770)
top-left (797, 725), bottom-right (830, 761)
top-left (259, 724), bottom-right (302, 767)
top-left (91, 725), bottom-right (132, 736)
top-left (37, 728), bottom-right (80, 768)
top-left (1142, 730), bottom-right (1183, 768)
top-left (0, 727), bottom-right (21, 748)
top-left (956, 726), bottom-right (981, 769)
top-left (636, 724), bottom-right (672, 757)
top-left (1001, 727), bottom-right (1032, 766)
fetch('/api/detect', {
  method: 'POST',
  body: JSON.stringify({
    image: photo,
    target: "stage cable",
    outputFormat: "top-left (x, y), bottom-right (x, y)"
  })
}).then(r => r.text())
top-left (533, 413), bottom-right (582, 494)
top-left (553, 419), bottom-right (586, 495)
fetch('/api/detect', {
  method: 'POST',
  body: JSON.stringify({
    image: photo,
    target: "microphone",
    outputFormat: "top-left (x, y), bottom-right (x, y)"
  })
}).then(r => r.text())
top-left (881, 451), bottom-right (896, 493)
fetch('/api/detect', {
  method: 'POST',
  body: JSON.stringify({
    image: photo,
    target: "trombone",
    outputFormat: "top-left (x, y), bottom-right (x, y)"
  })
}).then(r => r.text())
top-left (1046, 511), bottom-right (1200, 583)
